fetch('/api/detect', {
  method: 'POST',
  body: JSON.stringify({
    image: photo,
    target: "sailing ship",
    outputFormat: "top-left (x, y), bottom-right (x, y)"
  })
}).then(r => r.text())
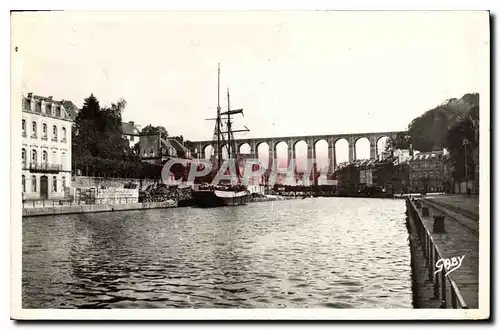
top-left (191, 64), bottom-right (251, 207)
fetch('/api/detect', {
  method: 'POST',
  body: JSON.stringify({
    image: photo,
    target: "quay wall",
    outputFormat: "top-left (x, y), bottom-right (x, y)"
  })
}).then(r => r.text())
top-left (22, 200), bottom-right (176, 218)
top-left (405, 199), bottom-right (441, 308)
top-left (71, 176), bottom-right (158, 190)
top-left (405, 197), bottom-right (472, 309)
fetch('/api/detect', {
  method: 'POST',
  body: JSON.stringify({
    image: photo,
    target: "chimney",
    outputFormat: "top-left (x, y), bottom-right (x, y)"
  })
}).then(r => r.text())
top-left (48, 96), bottom-right (53, 100)
top-left (27, 92), bottom-right (33, 98)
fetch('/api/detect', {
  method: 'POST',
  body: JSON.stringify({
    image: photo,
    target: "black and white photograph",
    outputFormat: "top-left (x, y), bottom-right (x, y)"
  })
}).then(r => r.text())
top-left (10, 9), bottom-right (490, 320)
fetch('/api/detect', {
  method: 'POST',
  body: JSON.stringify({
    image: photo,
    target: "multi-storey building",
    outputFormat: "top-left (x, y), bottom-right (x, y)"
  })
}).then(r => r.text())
top-left (407, 150), bottom-right (452, 193)
top-left (22, 93), bottom-right (73, 200)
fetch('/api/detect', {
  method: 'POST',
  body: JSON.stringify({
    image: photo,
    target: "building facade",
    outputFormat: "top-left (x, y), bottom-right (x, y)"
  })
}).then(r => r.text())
top-left (122, 121), bottom-right (142, 149)
top-left (408, 150), bottom-right (452, 193)
top-left (22, 93), bottom-right (73, 200)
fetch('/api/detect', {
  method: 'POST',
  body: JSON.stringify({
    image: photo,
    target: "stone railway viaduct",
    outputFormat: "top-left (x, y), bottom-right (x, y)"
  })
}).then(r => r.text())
top-left (189, 130), bottom-right (406, 172)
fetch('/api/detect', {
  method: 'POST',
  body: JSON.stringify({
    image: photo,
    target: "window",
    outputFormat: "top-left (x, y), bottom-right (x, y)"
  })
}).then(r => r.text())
top-left (46, 104), bottom-right (51, 114)
top-left (31, 149), bottom-right (37, 163)
top-left (32, 121), bottom-right (37, 136)
top-left (42, 150), bottom-right (48, 164)
top-left (22, 175), bottom-right (26, 193)
top-left (32, 175), bottom-right (37, 192)
top-left (62, 127), bottom-right (67, 141)
top-left (62, 177), bottom-right (66, 190)
top-left (24, 98), bottom-right (31, 110)
top-left (56, 106), bottom-right (61, 117)
top-left (22, 149), bottom-right (26, 166)
top-left (53, 125), bottom-right (57, 139)
top-left (130, 135), bottom-right (134, 142)
top-left (43, 123), bottom-right (47, 137)
top-left (22, 119), bottom-right (26, 136)
top-left (53, 176), bottom-right (57, 192)
top-left (52, 151), bottom-right (57, 164)
top-left (35, 101), bottom-right (41, 112)
top-left (61, 152), bottom-right (66, 170)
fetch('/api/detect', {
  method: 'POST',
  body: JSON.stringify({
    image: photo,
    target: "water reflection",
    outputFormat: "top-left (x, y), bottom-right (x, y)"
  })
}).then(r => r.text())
top-left (23, 198), bottom-right (412, 308)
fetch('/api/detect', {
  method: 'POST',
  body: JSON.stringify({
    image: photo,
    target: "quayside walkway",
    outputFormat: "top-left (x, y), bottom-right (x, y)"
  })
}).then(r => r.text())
top-left (417, 194), bottom-right (479, 309)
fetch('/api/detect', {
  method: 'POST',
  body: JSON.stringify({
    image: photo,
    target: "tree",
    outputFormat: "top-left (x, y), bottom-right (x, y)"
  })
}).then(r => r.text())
top-left (141, 125), bottom-right (168, 139)
top-left (72, 94), bottom-right (101, 158)
top-left (445, 105), bottom-right (478, 181)
top-left (385, 132), bottom-right (411, 152)
top-left (404, 93), bottom-right (478, 152)
top-left (73, 94), bottom-right (131, 161)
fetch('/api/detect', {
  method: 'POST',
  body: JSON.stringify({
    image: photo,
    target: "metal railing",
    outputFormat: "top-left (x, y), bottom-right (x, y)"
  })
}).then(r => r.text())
top-left (406, 198), bottom-right (469, 309)
top-left (22, 197), bottom-right (140, 208)
top-left (24, 162), bottom-right (63, 172)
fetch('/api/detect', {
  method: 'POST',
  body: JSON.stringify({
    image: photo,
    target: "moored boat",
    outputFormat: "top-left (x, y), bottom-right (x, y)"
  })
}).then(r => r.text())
top-left (192, 184), bottom-right (250, 207)
top-left (191, 64), bottom-right (251, 207)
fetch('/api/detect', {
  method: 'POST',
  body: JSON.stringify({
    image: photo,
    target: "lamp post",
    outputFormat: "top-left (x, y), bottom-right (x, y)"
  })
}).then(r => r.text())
top-left (462, 138), bottom-right (470, 180)
top-left (462, 138), bottom-right (470, 194)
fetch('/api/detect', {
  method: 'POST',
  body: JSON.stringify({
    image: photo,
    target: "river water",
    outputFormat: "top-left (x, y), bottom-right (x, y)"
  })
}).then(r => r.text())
top-left (22, 198), bottom-right (413, 309)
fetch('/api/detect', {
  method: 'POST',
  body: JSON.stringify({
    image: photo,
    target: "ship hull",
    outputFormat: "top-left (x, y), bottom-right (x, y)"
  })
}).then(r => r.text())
top-left (192, 189), bottom-right (250, 208)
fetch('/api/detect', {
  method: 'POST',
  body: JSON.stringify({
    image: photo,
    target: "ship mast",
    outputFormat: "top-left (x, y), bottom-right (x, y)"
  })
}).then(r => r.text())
top-left (208, 63), bottom-right (224, 170)
top-left (216, 64), bottom-right (222, 169)
top-left (226, 87), bottom-right (233, 159)
top-left (206, 64), bottom-right (250, 180)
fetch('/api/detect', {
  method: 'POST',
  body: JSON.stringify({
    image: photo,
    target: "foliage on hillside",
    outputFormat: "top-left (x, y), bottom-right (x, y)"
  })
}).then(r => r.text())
top-left (445, 103), bottom-right (479, 180)
top-left (387, 93), bottom-right (479, 153)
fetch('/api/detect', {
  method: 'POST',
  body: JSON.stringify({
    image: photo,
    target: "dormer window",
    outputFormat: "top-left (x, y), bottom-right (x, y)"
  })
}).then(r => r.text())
top-left (24, 98), bottom-right (31, 110)
top-left (46, 103), bottom-right (51, 113)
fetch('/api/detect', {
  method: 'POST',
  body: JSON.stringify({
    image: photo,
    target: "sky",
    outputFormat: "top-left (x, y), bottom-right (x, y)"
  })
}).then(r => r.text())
top-left (12, 11), bottom-right (488, 168)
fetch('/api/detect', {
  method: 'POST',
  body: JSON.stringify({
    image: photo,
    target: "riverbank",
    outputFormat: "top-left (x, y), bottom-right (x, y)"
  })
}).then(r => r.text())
top-left (22, 195), bottom-right (299, 217)
top-left (22, 200), bottom-right (177, 218)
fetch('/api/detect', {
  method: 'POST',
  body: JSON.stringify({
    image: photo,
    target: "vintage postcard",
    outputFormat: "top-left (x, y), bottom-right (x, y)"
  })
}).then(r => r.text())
top-left (10, 10), bottom-right (490, 320)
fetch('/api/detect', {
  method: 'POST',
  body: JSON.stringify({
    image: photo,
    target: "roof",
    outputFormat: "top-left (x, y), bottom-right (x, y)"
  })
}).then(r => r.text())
top-left (408, 150), bottom-right (448, 162)
top-left (62, 100), bottom-right (80, 120)
top-left (168, 138), bottom-right (190, 153)
top-left (22, 94), bottom-right (74, 122)
top-left (122, 121), bottom-right (140, 135)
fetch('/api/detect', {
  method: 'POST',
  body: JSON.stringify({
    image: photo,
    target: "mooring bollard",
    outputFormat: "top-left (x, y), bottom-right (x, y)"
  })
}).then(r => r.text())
top-left (433, 215), bottom-right (446, 233)
top-left (422, 206), bottom-right (430, 217)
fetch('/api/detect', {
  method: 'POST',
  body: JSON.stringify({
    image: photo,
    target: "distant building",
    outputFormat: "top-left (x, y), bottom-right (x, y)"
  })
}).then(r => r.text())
top-left (22, 93), bottom-right (73, 200)
top-left (61, 100), bottom-right (80, 121)
top-left (407, 150), bottom-right (452, 193)
top-left (122, 121), bottom-right (142, 149)
top-left (138, 134), bottom-right (192, 163)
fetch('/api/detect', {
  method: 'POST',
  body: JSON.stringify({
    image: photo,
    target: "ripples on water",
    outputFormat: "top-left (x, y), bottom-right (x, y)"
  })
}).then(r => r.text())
top-left (22, 198), bottom-right (413, 309)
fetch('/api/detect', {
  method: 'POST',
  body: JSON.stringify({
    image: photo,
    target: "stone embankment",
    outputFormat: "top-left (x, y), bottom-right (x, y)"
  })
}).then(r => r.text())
top-left (22, 200), bottom-right (177, 218)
